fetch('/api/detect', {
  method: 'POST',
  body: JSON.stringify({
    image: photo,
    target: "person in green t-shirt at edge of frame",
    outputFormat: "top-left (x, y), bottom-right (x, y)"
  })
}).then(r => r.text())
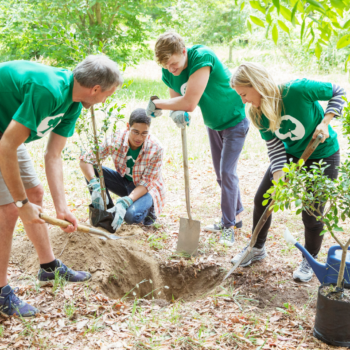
top-left (0, 55), bottom-right (123, 317)
top-left (230, 62), bottom-right (346, 283)
top-left (146, 31), bottom-right (250, 248)
top-left (79, 108), bottom-right (165, 232)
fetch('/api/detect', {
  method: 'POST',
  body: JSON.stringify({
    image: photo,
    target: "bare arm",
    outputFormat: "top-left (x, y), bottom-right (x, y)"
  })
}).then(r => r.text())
top-left (129, 185), bottom-right (147, 202)
top-left (79, 160), bottom-right (95, 182)
top-left (45, 132), bottom-right (77, 232)
top-left (0, 120), bottom-right (30, 201)
top-left (0, 120), bottom-right (45, 224)
top-left (154, 66), bottom-right (210, 112)
top-left (169, 88), bottom-right (181, 98)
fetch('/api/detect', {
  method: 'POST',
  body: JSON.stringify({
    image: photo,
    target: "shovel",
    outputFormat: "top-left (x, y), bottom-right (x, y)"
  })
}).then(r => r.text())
top-left (39, 213), bottom-right (136, 241)
top-left (176, 126), bottom-right (201, 256)
top-left (224, 133), bottom-right (324, 280)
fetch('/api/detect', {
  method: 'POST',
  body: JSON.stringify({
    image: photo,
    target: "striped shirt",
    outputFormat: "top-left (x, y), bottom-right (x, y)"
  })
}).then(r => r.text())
top-left (267, 83), bottom-right (346, 173)
top-left (80, 130), bottom-right (165, 215)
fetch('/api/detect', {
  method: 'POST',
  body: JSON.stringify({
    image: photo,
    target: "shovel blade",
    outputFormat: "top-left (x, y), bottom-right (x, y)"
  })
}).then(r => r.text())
top-left (176, 217), bottom-right (201, 256)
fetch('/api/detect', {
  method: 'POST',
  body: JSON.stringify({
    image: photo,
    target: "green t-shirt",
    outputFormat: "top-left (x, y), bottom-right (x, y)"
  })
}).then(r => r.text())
top-left (125, 146), bottom-right (142, 182)
top-left (0, 60), bottom-right (82, 143)
top-left (259, 79), bottom-right (339, 159)
top-left (162, 45), bottom-right (246, 131)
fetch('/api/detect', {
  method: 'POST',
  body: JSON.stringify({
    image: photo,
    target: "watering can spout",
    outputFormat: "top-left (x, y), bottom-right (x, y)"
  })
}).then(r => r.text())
top-left (284, 228), bottom-right (327, 284)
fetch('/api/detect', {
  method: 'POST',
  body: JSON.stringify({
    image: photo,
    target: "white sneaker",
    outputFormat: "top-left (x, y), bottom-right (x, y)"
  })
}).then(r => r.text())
top-left (204, 223), bottom-right (224, 232)
top-left (293, 257), bottom-right (314, 282)
top-left (231, 245), bottom-right (267, 267)
top-left (219, 227), bottom-right (235, 246)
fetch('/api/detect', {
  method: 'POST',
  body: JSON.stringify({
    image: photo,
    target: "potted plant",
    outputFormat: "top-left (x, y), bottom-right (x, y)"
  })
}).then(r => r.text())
top-left (74, 97), bottom-right (126, 232)
top-left (263, 102), bottom-right (350, 347)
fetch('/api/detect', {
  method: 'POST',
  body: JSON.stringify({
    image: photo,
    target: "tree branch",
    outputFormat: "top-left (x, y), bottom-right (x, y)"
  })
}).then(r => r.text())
top-left (108, 5), bottom-right (121, 31)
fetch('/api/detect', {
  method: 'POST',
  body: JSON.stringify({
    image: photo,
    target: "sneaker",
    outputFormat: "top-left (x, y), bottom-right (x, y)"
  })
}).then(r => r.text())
top-left (0, 285), bottom-right (38, 317)
top-left (219, 227), bottom-right (235, 246)
top-left (38, 259), bottom-right (92, 286)
top-left (293, 257), bottom-right (314, 282)
top-left (204, 221), bottom-right (243, 232)
top-left (231, 245), bottom-right (267, 267)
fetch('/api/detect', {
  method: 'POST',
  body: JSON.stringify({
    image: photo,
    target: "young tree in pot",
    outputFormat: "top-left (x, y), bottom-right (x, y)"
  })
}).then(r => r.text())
top-left (264, 103), bottom-right (350, 346)
top-left (74, 97), bottom-right (126, 232)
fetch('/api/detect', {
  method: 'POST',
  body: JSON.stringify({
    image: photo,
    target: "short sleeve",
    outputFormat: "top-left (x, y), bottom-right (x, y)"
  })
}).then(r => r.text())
top-left (258, 114), bottom-right (275, 141)
top-left (12, 86), bottom-right (55, 134)
top-left (189, 53), bottom-right (215, 76)
top-left (300, 79), bottom-right (333, 102)
top-left (259, 129), bottom-right (275, 141)
top-left (53, 102), bottom-right (82, 138)
top-left (162, 69), bottom-right (172, 89)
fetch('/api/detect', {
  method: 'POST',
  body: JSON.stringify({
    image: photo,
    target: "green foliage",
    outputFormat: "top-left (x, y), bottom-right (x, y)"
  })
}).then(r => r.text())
top-left (0, 0), bottom-right (174, 66)
top-left (74, 95), bottom-right (126, 159)
top-left (242, 0), bottom-right (350, 64)
top-left (170, 0), bottom-right (248, 61)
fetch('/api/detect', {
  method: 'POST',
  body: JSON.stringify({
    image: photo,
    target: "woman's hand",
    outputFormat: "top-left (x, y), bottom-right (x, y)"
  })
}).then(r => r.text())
top-left (273, 170), bottom-right (285, 183)
top-left (313, 113), bottom-right (335, 143)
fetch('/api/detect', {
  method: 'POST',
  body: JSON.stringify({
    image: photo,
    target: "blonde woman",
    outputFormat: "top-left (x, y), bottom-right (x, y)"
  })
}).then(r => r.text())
top-left (230, 62), bottom-right (345, 282)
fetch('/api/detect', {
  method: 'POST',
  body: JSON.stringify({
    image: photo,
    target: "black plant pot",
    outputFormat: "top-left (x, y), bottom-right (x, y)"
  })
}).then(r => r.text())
top-left (89, 204), bottom-right (114, 233)
top-left (313, 283), bottom-right (350, 347)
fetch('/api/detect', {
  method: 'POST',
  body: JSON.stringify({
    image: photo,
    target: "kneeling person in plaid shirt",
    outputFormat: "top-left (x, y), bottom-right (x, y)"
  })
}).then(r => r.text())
top-left (80, 108), bottom-right (165, 229)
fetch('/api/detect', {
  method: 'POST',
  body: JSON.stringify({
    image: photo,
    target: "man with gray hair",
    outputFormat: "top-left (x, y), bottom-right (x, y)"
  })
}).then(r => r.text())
top-left (0, 55), bottom-right (123, 317)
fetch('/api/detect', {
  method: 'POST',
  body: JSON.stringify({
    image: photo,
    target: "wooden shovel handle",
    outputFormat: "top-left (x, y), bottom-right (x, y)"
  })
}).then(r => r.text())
top-left (251, 133), bottom-right (324, 247)
top-left (39, 213), bottom-right (90, 233)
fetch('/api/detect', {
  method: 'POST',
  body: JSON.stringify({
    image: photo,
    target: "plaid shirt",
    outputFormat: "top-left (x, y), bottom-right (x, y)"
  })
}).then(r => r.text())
top-left (80, 129), bottom-right (165, 215)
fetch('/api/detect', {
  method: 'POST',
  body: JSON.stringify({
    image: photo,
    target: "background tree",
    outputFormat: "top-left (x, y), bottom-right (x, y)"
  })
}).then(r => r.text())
top-left (242, 0), bottom-right (350, 65)
top-left (169, 0), bottom-right (249, 61)
top-left (0, 0), bottom-right (174, 66)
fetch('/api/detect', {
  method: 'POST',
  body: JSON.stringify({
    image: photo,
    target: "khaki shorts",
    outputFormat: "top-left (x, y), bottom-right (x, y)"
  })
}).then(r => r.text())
top-left (0, 133), bottom-right (41, 205)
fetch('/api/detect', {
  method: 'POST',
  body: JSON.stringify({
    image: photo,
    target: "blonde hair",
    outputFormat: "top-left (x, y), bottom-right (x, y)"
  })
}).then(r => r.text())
top-left (230, 62), bottom-right (283, 132)
top-left (155, 32), bottom-right (186, 67)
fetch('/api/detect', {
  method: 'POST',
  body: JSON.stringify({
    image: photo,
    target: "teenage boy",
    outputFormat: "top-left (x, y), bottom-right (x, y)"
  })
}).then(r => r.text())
top-left (80, 108), bottom-right (165, 230)
top-left (146, 32), bottom-right (249, 246)
top-left (0, 55), bottom-right (123, 317)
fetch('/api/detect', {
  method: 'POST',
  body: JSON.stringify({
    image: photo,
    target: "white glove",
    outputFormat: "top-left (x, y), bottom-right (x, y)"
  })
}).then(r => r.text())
top-left (169, 111), bottom-right (191, 129)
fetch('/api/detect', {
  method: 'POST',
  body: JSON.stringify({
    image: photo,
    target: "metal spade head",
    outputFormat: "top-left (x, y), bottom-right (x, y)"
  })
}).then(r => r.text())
top-left (176, 217), bottom-right (201, 256)
top-left (108, 234), bottom-right (136, 240)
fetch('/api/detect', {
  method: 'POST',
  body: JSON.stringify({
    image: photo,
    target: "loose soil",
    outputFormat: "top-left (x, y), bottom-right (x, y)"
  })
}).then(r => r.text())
top-left (11, 226), bottom-right (224, 302)
top-left (11, 225), bottom-right (319, 312)
top-left (320, 284), bottom-right (350, 302)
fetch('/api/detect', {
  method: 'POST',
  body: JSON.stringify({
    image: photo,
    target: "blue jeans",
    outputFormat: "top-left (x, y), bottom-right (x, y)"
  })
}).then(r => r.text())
top-left (207, 117), bottom-right (250, 228)
top-left (91, 166), bottom-right (156, 224)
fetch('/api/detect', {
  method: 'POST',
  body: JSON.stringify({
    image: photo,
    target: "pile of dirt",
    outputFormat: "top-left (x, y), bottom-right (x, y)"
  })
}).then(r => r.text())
top-left (11, 226), bottom-right (223, 302)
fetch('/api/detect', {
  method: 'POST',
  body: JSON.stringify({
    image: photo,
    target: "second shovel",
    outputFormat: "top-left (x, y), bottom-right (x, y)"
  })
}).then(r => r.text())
top-left (176, 126), bottom-right (201, 256)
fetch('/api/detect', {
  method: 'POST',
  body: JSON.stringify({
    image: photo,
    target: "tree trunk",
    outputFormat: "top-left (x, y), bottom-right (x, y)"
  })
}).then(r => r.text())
top-left (229, 45), bottom-right (233, 62)
top-left (336, 242), bottom-right (350, 289)
top-left (90, 106), bottom-right (107, 211)
top-left (95, 2), bottom-right (102, 25)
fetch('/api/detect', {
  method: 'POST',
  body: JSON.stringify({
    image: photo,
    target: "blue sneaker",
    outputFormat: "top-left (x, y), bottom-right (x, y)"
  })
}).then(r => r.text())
top-left (37, 260), bottom-right (92, 286)
top-left (0, 285), bottom-right (38, 317)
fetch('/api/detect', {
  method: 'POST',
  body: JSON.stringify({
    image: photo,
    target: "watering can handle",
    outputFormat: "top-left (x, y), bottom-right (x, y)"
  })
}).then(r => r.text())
top-left (181, 126), bottom-right (192, 220)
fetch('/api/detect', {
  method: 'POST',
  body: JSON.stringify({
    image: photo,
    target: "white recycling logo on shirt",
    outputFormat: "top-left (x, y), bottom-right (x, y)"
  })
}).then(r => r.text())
top-left (275, 115), bottom-right (305, 141)
top-left (126, 155), bottom-right (137, 179)
top-left (37, 114), bottom-right (64, 137)
top-left (180, 83), bottom-right (187, 96)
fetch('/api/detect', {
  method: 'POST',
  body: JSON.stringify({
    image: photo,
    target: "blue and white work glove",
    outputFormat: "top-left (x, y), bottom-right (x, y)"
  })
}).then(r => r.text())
top-left (107, 196), bottom-right (134, 231)
top-left (88, 178), bottom-right (109, 210)
top-left (169, 111), bottom-right (191, 129)
top-left (146, 96), bottom-right (163, 118)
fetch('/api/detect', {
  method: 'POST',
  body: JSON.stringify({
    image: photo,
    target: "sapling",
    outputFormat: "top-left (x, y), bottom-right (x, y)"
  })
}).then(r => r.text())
top-left (74, 96), bottom-right (126, 209)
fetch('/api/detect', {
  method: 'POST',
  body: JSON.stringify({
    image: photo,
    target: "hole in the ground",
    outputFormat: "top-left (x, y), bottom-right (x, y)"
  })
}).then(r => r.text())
top-left (11, 227), bottom-right (224, 302)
